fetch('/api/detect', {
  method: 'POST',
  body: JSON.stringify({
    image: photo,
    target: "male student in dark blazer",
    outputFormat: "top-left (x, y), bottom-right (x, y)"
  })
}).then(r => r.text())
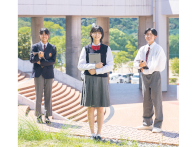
top-left (30, 28), bottom-right (56, 124)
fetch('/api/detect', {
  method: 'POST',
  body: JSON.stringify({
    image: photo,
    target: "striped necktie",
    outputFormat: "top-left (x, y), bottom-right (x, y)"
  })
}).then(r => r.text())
top-left (43, 45), bottom-right (46, 52)
top-left (146, 47), bottom-right (150, 62)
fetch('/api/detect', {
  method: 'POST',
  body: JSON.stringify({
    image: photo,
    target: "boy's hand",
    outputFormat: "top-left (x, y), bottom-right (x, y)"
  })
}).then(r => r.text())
top-left (139, 60), bottom-right (147, 67)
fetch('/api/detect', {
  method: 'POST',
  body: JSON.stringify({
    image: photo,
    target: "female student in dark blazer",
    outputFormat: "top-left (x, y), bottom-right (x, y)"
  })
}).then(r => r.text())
top-left (78, 25), bottom-right (114, 140)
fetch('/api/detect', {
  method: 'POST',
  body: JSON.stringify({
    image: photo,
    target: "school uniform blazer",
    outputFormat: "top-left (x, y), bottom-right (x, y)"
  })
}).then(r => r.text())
top-left (30, 41), bottom-right (56, 79)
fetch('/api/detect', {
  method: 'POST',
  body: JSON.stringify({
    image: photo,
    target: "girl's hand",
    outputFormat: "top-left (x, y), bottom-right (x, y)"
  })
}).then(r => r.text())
top-left (95, 62), bottom-right (103, 68)
top-left (88, 69), bottom-right (96, 75)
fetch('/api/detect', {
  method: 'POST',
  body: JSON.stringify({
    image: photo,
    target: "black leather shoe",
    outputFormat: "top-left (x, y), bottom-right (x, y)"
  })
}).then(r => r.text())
top-left (45, 117), bottom-right (51, 124)
top-left (37, 116), bottom-right (43, 124)
top-left (89, 135), bottom-right (96, 140)
top-left (96, 136), bottom-right (102, 141)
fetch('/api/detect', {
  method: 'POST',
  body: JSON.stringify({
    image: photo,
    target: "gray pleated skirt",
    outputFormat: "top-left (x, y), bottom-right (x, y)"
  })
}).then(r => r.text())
top-left (80, 75), bottom-right (110, 107)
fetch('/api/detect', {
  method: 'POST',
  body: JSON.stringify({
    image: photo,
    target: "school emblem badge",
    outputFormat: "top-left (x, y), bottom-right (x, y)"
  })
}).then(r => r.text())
top-left (49, 53), bottom-right (52, 57)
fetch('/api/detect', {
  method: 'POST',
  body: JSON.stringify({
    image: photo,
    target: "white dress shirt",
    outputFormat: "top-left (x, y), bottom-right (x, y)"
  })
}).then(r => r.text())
top-left (78, 43), bottom-right (114, 75)
top-left (40, 41), bottom-right (48, 51)
top-left (134, 42), bottom-right (166, 75)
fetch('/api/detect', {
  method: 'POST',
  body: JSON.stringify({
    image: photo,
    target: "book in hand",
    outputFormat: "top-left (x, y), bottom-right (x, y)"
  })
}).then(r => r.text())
top-left (89, 53), bottom-right (101, 64)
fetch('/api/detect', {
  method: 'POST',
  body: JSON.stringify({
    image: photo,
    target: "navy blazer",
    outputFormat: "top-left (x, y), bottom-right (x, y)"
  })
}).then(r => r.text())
top-left (30, 41), bottom-right (56, 79)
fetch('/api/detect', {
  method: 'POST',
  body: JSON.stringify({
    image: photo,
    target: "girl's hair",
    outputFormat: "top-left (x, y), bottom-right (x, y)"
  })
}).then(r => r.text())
top-left (90, 25), bottom-right (104, 43)
top-left (39, 28), bottom-right (50, 35)
top-left (144, 28), bottom-right (157, 36)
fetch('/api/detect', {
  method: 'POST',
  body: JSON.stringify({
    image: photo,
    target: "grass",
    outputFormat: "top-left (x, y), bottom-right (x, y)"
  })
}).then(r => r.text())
top-left (18, 113), bottom-right (177, 147)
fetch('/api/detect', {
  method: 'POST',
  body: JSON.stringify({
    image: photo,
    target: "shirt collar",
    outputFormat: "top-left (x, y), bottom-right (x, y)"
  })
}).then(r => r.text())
top-left (148, 41), bottom-right (156, 49)
top-left (92, 42), bottom-right (101, 46)
top-left (40, 41), bottom-right (48, 47)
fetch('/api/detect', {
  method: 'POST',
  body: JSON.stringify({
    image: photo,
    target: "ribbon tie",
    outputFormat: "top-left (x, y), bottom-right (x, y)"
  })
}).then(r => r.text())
top-left (92, 45), bottom-right (101, 51)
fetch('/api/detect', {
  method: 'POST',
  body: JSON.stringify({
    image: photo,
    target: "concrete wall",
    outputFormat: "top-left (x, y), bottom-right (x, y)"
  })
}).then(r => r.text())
top-left (18, 58), bottom-right (82, 92)
top-left (18, 58), bottom-right (33, 72)
top-left (155, 0), bottom-right (168, 91)
top-left (161, 0), bottom-right (179, 15)
top-left (18, 0), bottom-right (153, 17)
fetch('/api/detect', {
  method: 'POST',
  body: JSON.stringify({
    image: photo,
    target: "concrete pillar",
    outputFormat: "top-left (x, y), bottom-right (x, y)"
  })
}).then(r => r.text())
top-left (155, 0), bottom-right (168, 91)
top-left (96, 17), bottom-right (109, 46)
top-left (96, 17), bottom-right (110, 82)
top-left (66, 16), bottom-right (81, 80)
top-left (138, 16), bottom-right (153, 89)
top-left (31, 17), bottom-right (44, 45)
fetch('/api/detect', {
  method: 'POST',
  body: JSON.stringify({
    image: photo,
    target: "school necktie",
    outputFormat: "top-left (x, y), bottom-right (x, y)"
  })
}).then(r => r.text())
top-left (43, 45), bottom-right (46, 52)
top-left (146, 47), bottom-right (150, 62)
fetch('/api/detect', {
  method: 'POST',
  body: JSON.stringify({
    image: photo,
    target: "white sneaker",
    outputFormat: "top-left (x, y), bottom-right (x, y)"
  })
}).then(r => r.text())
top-left (152, 127), bottom-right (162, 133)
top-left (136, 125), bottom-right (153, 130)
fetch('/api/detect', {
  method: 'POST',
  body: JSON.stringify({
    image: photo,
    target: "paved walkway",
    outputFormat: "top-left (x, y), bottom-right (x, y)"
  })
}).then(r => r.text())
top-left (106, 84), bottom-right (179, 132)
top-left (19, 105), bottom-right (179, 146)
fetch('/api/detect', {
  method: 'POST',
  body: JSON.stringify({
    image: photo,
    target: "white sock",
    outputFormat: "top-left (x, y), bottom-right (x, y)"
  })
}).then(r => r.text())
top-left (91, 133), bottom-right (95, 137)
top-left (96, 134), bottom-right (101, 137)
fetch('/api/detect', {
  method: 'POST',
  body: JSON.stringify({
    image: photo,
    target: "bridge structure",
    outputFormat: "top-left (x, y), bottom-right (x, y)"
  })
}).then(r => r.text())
top-left (18, 0), bottom-right (179, 91)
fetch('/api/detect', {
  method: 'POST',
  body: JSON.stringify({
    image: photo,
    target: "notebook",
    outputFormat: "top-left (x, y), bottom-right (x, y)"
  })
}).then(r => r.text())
top-left (89, 53), bottom-right (101, 64)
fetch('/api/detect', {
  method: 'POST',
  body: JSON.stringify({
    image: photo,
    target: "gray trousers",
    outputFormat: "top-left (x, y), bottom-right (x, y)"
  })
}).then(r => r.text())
top-left (141, 71), bottom-right (163, 128)
top-left (34, 75), bottom-right (53, 118)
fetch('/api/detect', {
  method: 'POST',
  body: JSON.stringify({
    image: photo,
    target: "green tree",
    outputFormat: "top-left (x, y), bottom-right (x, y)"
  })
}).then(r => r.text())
top-left (44, 21), bottom-right (64, 38)
top-left (125, 41), bottom-right (137, 60)
top-left (18, 27), bottom-right (31, 34)
top-left (113, 51), bottom-right (130, 71)
top-left (127, 61), bottom-right (134, 73)
top-left (50, 35), bottom-right (66, 70)
top-left (170, 57), bottom-right (179, 76)
top-left (109, 28), bottom-right (128, 51)
top-left (81, 25), bottom-right (92, 48)
top-left (169, 34), bottom-right (179, 59)
top-left (18, 18), bottom-right (31, 29)
top-left (18, 32), bottom-right (31, 60)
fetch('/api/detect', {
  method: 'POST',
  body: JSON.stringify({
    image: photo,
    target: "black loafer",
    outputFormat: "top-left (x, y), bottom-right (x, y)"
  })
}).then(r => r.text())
top-left (37, 116), bottom-right (43, 124)
top-left (89, 135), bottom-right (96, 140)
top-left (96, 136), bottom-right (102, 141)
top-left (45, 117), bottom-right (51, 124)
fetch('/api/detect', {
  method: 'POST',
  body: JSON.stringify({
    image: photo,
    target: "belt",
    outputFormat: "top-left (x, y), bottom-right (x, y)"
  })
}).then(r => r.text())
top-left (41, 66), bottom-right (44, 68)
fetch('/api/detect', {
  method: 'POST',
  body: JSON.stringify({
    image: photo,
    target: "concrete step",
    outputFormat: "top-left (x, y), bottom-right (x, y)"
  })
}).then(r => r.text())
top-left (41, 85), bottom-right (68, 105)
top-left (18, 83), bottom-right (35, 91)
top-left (18, 72), bottom-right (21, 77)
top-left (54, 94), bottom-right (81, 113)
top-left (53, 91), bottom-right (80, 113)
top-left (18, 72), bottom-right (26, 81)
top-left (52, 89), bottom-right (76, 107)
top-left (28, 82), bottom-right (63, 100)
top-left (18, 70), bottom-right (110, 123)
top-left (19, 81), bottom-right (58, 94)
top-left (55, 104), bottom-right (83, 116)
top-left (65, 106), bottom-right (88, 119)
top-left (71, 109), bottom-right (88, 121)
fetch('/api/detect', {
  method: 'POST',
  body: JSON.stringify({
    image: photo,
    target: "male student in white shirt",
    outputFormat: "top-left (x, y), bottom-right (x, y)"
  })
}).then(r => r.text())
top-left (133, 28), bottom-right (166, 133)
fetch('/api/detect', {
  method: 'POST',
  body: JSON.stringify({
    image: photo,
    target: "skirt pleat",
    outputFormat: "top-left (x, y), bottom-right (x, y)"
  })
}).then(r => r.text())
top-left (80, 75), bottom-right (110, 107)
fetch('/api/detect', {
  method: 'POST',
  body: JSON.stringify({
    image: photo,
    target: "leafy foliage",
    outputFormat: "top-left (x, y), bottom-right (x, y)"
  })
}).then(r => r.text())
top-left (18, 32), bottom-right (31, 60)
top-left (113, 51), bottom-right (131, 71)
top-left (169, 34), bottom-right (179, 59)
top-left (170, 57), bottom-right (179, 76)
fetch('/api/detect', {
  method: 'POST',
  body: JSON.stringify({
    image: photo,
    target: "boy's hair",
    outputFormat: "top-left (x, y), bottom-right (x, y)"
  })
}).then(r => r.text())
top-left (144, 28), bottom-right (157, 36)
top-left (90, 25), bottom-right (104, 43)
top-left (39, 28), bottom-right (50, 35)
